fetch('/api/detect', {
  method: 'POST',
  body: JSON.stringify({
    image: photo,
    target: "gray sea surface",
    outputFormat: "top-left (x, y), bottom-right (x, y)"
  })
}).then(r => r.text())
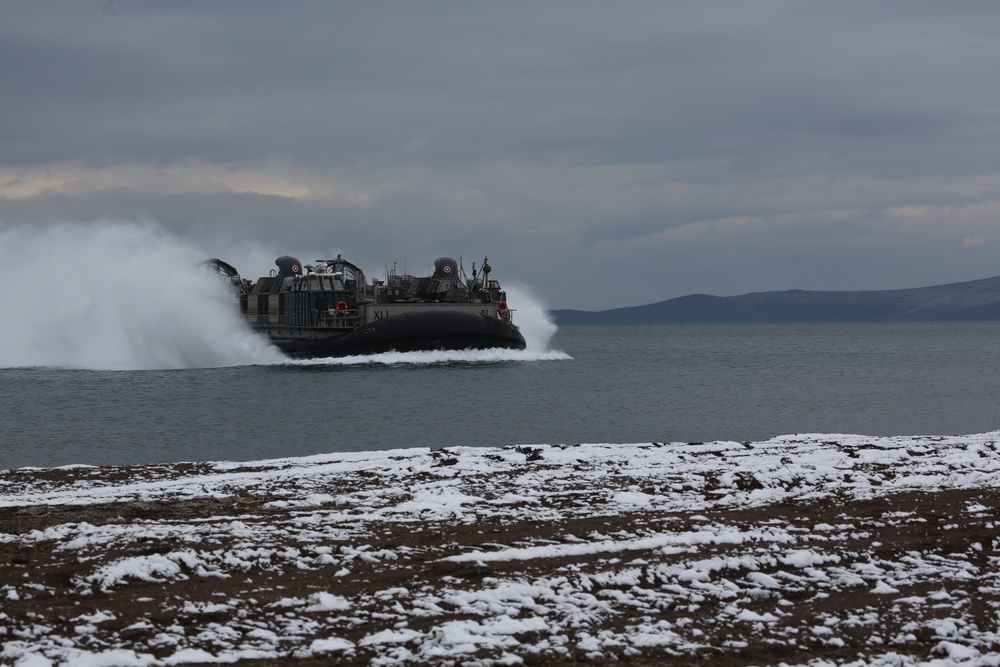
top-left (3, 322), bottom-right (1000, 470)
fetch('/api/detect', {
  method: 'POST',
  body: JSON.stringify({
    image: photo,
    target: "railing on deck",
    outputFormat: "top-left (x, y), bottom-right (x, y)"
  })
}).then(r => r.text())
top-left (317, 309), bottom-right (361, 328)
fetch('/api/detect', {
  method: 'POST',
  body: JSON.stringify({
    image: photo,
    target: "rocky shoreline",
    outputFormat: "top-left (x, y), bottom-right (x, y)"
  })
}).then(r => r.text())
top-left (2, 434), bottom-right (999, 666)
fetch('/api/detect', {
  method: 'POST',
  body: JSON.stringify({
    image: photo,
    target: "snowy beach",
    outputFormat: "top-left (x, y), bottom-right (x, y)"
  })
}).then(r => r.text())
top-left (2, 433), bottom-right (999, 666)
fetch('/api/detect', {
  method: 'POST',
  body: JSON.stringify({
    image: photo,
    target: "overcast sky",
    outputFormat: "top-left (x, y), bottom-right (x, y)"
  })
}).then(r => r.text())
top-left (3, 2), bottom-right (1000, 310)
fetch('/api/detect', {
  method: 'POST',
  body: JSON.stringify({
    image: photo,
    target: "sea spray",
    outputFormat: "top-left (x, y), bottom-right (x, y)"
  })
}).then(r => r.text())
top-left (0, 222), bottom-right (285, 370)
top-left (502, 281), bottom-right (559, 351)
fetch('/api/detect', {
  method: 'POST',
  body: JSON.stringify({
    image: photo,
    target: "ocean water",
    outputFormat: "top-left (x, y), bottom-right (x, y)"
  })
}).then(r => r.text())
top-left (2, 224), bottom-right (1000, 470)
top-left (3, 320), bottom-right (1000, 470)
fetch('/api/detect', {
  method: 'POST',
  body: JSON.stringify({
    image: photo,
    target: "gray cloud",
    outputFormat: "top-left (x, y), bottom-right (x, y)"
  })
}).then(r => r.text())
top-left (3, 1), bottom-right (1000, 309)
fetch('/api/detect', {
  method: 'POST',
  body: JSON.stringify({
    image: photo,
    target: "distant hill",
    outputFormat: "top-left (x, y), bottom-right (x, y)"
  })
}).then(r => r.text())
top-left (550, 275), bottom-right (1000, 325)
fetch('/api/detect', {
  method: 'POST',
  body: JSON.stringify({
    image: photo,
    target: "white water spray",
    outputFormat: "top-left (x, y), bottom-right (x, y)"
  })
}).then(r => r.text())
top-left (503, 281), bottom-right (560, 352)
top-left (0, 222), bottom-right (285, 370)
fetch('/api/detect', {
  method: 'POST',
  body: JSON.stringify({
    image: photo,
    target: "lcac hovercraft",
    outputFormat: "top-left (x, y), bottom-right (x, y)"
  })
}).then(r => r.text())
top-left (206, 254), bottom-right (526, 358)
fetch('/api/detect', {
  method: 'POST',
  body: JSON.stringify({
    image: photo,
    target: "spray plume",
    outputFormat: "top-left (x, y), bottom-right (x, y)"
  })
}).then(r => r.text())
top-left (0, 222), bottom-right (284, 370)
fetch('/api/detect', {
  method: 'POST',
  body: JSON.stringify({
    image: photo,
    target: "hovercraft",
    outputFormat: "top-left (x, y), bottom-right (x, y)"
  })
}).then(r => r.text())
top-left (207, 254), bottom-right (526, 358)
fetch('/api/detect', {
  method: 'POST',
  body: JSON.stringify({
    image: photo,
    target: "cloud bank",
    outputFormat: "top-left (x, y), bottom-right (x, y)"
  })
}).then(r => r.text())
top-left (3, 2), bottom-right (999, 308)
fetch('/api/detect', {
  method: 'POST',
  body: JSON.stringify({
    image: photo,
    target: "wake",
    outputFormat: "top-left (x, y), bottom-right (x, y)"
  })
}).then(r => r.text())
top-left (288, 347), bottom-right (570, 367)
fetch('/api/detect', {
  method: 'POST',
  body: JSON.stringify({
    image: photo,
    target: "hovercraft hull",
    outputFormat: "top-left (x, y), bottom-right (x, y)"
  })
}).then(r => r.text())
top-left (266, 308), bottom-right (526, 359)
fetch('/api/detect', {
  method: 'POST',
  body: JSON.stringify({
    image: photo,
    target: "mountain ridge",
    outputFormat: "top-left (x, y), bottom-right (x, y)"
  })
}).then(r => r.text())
top-left (550, 275), bottom-right (1000, 325)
